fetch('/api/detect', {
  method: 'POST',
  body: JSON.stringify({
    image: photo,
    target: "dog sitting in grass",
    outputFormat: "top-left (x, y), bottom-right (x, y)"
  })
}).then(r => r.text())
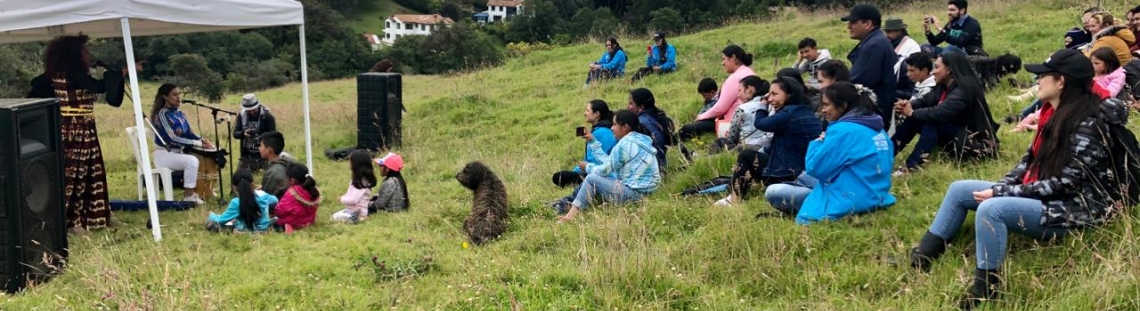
top-left (456, 161), bottom-right (508, 245)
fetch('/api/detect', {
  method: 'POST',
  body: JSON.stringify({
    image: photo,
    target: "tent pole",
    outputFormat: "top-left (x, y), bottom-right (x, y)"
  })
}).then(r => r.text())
top-left (299, 24), bottom-right (313, 172)
top-left (121, 17), bottom-right (162, 242)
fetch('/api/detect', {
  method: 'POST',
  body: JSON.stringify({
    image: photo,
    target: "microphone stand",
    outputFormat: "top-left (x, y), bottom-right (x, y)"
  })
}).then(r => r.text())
top-left (183, 100), bottom-right (237, 204)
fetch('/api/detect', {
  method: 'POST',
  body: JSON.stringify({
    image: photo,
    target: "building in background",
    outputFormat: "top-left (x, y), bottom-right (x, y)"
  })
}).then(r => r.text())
top-left (485, 0), bottom-right (524, 23)
top-left (382, 14), bottom-right (455, 44)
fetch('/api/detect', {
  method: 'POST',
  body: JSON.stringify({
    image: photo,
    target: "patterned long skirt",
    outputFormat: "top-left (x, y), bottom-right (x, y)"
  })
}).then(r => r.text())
top-left (61, 115), bottom-right (111, 230)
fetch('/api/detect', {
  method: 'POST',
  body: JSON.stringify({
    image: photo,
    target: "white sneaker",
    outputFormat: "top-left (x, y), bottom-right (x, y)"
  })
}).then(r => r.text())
top-left (714, 196), bottom-right (734, 207)
top-left (184, 194), bottom-right (205, 205)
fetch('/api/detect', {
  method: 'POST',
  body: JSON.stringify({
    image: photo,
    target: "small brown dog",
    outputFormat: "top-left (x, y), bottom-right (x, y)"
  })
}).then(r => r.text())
top-left (456, 161), bottom-right (508, 245)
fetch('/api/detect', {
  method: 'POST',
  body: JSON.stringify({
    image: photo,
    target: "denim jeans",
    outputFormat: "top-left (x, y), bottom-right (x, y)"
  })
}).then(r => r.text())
top-left (928, 180), bottom-right (1071, 270)
top-left (891, 118), bottom-right (962, 169)
top-left (763, 173), bottom-right (818, 215)
top-left (572, 174), bottom-right (644, 210)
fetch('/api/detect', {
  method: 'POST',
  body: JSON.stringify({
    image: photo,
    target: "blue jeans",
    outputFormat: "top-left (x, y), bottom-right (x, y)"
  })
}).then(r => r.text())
top-left (921, 44), bottom-right (965, 56)
top-left (891, 118), bottom-right (962, 168)
top-left (764, 173), bottom-right (818, 215)
top-left (928, 180), bottom-right (1071, 270)
top-left (572, 174), bottom-right (644, 210)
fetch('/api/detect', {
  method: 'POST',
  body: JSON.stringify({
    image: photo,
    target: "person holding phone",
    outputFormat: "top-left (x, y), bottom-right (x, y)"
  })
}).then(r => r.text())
top-left (630, 32), bottom-right (678, 82)
top-left (922, 0), bottom-right (985, 56)
top-left (548, 100), bottom-right (618, 211)
top-left (232, 93), bottom-right (277, 173)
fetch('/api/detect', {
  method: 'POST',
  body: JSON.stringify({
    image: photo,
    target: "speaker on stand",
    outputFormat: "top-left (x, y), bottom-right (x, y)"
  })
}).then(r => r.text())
top-left (356, 72), bottom-right (403, 151)
top-left (0, 98), bottom-right (68, 293)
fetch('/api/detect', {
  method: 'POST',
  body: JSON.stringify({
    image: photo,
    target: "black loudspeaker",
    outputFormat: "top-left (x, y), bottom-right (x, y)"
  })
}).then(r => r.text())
top-left (356, 73), bottom-right (404, 151)
top-left (0, 98), bottom-right (68, 293)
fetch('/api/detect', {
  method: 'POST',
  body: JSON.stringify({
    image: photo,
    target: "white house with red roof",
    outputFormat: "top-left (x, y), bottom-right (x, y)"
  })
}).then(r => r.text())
top-left (382, 14), bottom-right (454, 44)
top-left (485, 0), bottom-right (524, 23)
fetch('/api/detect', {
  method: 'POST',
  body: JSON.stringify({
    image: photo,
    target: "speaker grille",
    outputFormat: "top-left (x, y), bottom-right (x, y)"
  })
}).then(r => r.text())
top-left (18, 153), bottom-right (63, 281)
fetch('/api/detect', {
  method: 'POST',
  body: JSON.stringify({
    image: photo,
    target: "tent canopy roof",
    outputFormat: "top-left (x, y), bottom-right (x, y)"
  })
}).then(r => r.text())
top-left (0, 0), bottom-right (304, 43)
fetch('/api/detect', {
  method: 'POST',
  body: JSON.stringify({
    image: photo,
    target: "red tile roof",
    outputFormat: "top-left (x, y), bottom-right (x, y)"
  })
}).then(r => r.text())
top-left (488, 0), bottom-right (523, 7)
top-left (391, 14), bottom-right (454, 25)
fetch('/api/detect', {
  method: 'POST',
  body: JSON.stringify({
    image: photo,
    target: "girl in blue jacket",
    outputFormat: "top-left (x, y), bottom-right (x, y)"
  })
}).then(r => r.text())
top-left (764, 82), bottom-right (896, 224)
top-left (631, 32), bottom-right (678, 82)
top-left (585, 38), bottom-right (627, 86)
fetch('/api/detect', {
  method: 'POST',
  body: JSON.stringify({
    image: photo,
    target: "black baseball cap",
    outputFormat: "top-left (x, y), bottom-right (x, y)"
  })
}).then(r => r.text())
top-left (653, 32), bottom-right (665, 40)
top-left (841, 4), bottom-right (882, 25)
top-left (1024, 49), bottom-right (1094, 80)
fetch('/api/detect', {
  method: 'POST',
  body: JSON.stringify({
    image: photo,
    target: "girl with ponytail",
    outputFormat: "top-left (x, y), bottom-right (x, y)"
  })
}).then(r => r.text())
top-left (207, 169), bottom-right (278, 232)
top-left (273, 163), bottom-right (322, 231)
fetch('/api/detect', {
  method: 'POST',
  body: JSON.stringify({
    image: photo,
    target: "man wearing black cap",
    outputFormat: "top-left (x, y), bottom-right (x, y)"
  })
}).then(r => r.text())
top-left (842, 3), bottom-right (898, 128)
top-left (630, 32), bottom-right (678, 82)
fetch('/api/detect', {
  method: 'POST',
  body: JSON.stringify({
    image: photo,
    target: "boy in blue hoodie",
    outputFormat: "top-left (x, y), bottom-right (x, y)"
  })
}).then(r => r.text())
top-left (558, 110), bottom-right (661, 223)
top-left (765, 82), bottom-right (896, 224)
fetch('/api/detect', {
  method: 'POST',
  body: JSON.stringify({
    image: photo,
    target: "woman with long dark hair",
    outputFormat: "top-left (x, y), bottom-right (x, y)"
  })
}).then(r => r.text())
top-left (628, 88), bottom-right (674, 172)
top-left (910, 49), bottom-right (1129, 309)
top-left (630, 31), bottom-right (678, 82)
top-left (27, 35), bottom-right (127, 231)
top-left (764, 82), bottom-right (896, 222)
top-left (558, 110), bottom-right (661, 223)
top-left (207, 169), bottom-right (278, 232)
top-left (332, 150), bottom-right (377, 223)
top-left (585, 38), bottom-right (627, 86)
top-left (370, 152), bottom-right (409, 213)
top-left (891, 51), bottom-right (998, 175)
top-left (151, 83), bottom-right (214, 204)
top-left (715, 76), bottom-right (821, 206)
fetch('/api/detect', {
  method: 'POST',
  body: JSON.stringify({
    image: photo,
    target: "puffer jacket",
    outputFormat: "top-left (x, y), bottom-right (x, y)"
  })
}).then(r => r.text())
top-left (1086, 25), bottom-right (1136, 64)
top-left (992, 99), bottom-right (1128, 227)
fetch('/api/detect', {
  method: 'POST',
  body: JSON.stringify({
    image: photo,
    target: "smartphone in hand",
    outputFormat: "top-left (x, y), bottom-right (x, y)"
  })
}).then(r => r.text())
top-left (575, 126), bottom-right (586, 137)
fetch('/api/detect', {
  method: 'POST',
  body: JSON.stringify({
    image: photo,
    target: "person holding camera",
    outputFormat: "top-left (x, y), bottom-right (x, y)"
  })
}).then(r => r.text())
top-left (922, 0), bottom-right (985, 56)
top-left (232, 93), bottom-right (277, 173)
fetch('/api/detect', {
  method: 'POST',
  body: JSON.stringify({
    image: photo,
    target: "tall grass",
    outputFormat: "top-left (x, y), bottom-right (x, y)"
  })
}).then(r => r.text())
top-left (3, 0), bottom-right (1140, 309)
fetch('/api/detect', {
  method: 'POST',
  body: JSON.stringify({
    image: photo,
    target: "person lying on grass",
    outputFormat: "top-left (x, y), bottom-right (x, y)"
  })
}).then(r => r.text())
top-left (558, 110), bottom-right (661, 223)
top-left (763, 82), bottom-right (896, 223)
top-left (909, 49), bottom-right (1131, 310)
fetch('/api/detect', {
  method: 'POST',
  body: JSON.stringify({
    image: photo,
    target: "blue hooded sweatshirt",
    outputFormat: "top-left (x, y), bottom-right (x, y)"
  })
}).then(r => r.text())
top-left (646, 44), bottom-right (677, 71)
top-left (597, 50), bottom-right (628, 76)
top-left (574, 120), bottom-right (617, 174)
top-left (796, 110), bottom-right (896, 224)
top-left (585, 131), bottom-right (661, 194)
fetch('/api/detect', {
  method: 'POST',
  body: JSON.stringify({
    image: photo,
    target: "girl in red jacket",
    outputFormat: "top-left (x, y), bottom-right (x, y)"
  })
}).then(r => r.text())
top-left (273, 163), bottom-right (321, 231)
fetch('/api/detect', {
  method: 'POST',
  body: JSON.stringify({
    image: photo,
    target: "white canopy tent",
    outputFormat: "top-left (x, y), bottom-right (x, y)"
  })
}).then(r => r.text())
top-left (0, 0), bottom-right (316, 242)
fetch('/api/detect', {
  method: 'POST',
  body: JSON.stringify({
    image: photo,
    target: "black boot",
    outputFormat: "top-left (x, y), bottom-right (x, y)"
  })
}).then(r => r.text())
top-left (910, 231), bottom-right (948, 272)
top-left (959, 269), bottom-right (1001, 310)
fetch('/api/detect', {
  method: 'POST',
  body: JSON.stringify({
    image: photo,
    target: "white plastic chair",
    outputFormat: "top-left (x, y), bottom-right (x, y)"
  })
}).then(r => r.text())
top-left (126, 126), bottom-right (174, 201)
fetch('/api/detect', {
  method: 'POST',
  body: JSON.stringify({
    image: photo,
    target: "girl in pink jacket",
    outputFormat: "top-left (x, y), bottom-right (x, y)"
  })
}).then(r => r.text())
top-left (273, 163), bottom-right (321, 231)
top-left (332, 150), bottom-right (376, 223)
top-left (1016, 48), bottom-right (1125, 132)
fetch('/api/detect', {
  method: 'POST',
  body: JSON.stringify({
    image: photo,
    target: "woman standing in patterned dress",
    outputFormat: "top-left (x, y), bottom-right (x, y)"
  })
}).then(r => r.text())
top-left (27, 35), bottom-right (126, 232)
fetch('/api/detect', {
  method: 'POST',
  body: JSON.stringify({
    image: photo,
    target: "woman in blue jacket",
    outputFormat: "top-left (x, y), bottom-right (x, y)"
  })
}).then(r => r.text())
top-left (631, 32), bottom-right (678, 82)
top-left (548, 100), bottom-right (618, 211)
top-left (717, 76), bottom-right (821, 206)
top-left (764, 82), bottom-right (896, 223)
top-left (585, 38), bottom-right (627, 86)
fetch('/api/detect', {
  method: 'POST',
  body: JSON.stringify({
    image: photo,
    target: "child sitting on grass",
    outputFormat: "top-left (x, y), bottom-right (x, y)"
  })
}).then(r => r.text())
top-left (206, 169), bottom-right (277, 233)
top-left (273, 163), bottom-right (321, 231)
top-left (331, 150), bottom-right (376, 223)
top-left (369, 152), bottom-right (409, 213)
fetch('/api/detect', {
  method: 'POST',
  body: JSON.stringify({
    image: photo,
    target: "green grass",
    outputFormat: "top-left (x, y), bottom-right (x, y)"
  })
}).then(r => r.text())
top-left (348, 0), bottom-right (423, 34)
top-left (5, 0), bottom-right (1140, 309)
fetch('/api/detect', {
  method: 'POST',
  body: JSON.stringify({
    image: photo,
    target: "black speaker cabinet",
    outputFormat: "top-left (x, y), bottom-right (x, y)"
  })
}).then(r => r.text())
top-left (0, 98), bottom-right (67, 293)
top-left (356, 73), bottom-right (403, 151)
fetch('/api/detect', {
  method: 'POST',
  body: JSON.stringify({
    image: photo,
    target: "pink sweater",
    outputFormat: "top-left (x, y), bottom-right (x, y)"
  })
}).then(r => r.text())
top-left (698, 65), bottom-right (756, 121)
top-left (339, 183), bottom-right (373, 217)
top-left (275, 185), bottom-right (319, 228)
top-left (1095, 67), bottom-right (1126, 98)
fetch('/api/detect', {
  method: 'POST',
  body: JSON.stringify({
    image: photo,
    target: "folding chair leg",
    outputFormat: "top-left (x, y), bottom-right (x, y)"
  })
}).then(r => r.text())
top-left (137, 173), bottom-right (144, 200)
top-left (159, 172), bottom-right (174, 201)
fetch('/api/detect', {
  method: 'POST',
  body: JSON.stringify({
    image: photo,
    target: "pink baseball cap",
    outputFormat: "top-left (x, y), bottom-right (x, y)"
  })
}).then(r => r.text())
top-left (373, 152), bottom-right (404, 172)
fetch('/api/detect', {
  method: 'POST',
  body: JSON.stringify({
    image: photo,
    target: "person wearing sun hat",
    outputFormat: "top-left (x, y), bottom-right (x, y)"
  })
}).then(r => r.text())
top-left (909, 48), bottom-right (1132, 310)
top-left (232, 93), bottom-right (276, 172)
top-left (884, 17), bottom-right (921, 98)
top-left (369, 152), bottom-right (410, 213)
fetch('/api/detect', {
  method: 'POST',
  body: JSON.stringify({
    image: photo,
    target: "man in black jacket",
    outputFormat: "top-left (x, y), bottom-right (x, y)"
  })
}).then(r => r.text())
top-left (233, 93), bottom-right (277, 172)
top-left (843, 4), bottom-right (898, 128)
top-left (922, 0), bottom-right (985, 56)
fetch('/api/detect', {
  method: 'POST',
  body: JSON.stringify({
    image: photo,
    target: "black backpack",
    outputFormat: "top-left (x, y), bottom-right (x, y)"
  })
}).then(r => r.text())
top-left (1123, 59), bottom-right (1140, 103)
top-left (1105, 121), bottom-right (1140, 207)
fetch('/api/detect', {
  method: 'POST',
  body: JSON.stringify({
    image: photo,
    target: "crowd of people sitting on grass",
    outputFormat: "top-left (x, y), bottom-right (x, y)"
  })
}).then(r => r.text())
top-left (553, 1), bottom-right (1140, 308)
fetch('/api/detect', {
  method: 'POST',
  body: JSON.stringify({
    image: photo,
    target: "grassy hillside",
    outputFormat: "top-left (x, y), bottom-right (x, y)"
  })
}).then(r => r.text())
top-left (4, 0), bottom-right (1140, 309)
top-left (349, 0), bottom-right (423, 34)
